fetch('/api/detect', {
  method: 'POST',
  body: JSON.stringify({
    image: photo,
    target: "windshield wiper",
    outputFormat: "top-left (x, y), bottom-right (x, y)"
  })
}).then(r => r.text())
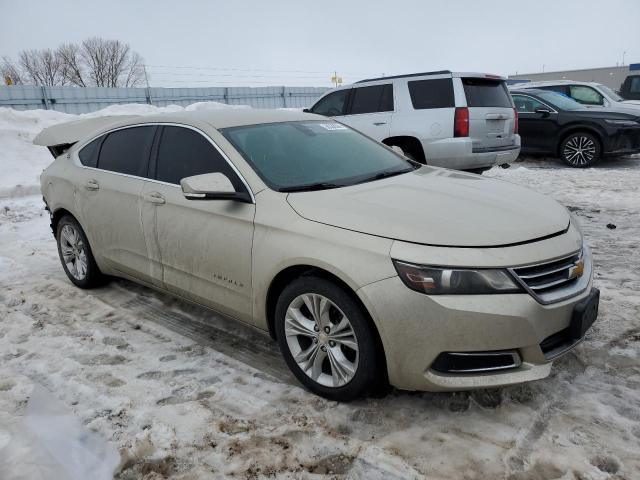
top-left (356, 167), bottom-right (415, 185)
top-left (279, 182), bottom-right (343, 193)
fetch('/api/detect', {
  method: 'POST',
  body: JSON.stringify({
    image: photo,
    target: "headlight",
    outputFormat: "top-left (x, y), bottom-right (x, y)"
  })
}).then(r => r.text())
top-left (393, 260), bottom-right (523, 295)
top-left (604, 119), bottom-right (639, 127)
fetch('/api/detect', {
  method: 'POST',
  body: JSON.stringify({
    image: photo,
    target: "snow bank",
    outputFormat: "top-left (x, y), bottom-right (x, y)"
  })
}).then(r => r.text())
top-left (0, 102), bottom-right (248, 199)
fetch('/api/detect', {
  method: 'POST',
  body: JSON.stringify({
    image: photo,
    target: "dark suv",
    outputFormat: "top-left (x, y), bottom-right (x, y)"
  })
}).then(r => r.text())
top-left (510, 88), bottom-right (640, 167)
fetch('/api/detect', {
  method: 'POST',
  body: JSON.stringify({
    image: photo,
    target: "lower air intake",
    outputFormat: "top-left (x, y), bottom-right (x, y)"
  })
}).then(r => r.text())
top-left (431, 351), bottom-right (521, 374)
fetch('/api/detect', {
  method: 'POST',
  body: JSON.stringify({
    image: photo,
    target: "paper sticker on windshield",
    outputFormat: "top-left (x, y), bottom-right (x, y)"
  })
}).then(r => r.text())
top-left (317, 123), bottom-right (348, 131)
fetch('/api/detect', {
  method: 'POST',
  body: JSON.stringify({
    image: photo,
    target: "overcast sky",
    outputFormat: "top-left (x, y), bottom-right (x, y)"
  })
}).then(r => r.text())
top-left (1, 0), bottom-right (639, 87)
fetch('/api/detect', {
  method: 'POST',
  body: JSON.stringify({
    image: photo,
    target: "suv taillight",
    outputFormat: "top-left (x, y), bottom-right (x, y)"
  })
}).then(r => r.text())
top-left (513, 108), bottom-right (519, 134)
top-left (454, 107), bottom-right (469, 137)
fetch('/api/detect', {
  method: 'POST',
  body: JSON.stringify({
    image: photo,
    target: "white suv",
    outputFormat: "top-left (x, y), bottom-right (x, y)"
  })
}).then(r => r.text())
top-left (307, 71), bottom-right (521, 172)
top-left (512, 80), bottom-right (640, 114)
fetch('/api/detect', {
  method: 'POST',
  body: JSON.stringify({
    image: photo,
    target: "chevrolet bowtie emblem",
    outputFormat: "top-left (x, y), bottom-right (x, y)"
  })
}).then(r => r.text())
top-left (568, 258), bottom-right (585, 280)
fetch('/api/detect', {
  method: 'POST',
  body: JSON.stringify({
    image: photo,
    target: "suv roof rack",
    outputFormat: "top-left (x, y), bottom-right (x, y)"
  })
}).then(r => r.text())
top-left (355, 70), bottom-right (452, 83)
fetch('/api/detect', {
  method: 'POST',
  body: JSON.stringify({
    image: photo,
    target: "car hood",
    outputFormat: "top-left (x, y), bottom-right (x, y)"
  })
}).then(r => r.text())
top-left (286, 167), bottom-right (570, 247)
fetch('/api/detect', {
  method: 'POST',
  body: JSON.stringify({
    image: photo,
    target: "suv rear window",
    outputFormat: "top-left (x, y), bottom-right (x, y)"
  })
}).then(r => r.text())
top-left (408, 78), bottom-right (454, 109)
top-left (462, 78), bottom-right (512, 108)
top-left (349, 84), bottom-right (393, 114)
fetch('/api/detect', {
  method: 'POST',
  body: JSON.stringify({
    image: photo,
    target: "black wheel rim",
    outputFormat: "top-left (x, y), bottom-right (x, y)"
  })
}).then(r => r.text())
top-left (563, 136), bottom-right (596, 166)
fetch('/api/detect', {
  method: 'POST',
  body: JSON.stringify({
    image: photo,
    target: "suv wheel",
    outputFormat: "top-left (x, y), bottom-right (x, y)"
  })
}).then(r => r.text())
top-left (560, 132), bottom-right (601, 167)
top-left (274, 276), bottom-right (381, 401)
top-left (56, 215), bottom-right (104, 288)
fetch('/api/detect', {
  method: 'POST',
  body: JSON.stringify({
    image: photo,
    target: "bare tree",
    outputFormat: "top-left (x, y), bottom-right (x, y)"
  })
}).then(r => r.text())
top-left (4, 38), bottom-right (145, 87)
top-left (57, 43), bottom-right (86, 86)
top-left (18, 49), bottom-right (68, 86)
top-left (81, 37), bottom-right (145, 87)
top-left (123, 51), bottom-right (145, 87)
top-left (1, 56), bottom-right (24, 85)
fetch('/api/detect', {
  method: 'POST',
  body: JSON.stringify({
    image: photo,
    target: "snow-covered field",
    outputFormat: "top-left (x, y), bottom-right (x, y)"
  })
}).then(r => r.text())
top-left (1, 105), bottom-right (639, 479)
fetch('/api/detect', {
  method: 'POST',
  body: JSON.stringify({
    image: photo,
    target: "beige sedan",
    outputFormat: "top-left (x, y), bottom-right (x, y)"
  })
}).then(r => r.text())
top-left (36, 109), bottom-right (599, 400)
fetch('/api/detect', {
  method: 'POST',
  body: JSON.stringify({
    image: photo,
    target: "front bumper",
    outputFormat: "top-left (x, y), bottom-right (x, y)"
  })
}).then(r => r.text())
top-left (604, 127), bottom-right (640, 156)
top-left (357, 273), bottom-right (595, 392)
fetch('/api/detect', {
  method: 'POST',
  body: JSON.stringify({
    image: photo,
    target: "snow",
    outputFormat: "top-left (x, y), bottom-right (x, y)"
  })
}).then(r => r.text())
top-left (1, 105), bottom-right (640, 479)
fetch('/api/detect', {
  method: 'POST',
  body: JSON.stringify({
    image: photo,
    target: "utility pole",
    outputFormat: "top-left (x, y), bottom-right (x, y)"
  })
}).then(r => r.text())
top-left (331, 71), bottom-right (342, 87)
top-left (143, 65), bottom-right (152, 105)
top-left (622, 51), bottom-right (627, 66)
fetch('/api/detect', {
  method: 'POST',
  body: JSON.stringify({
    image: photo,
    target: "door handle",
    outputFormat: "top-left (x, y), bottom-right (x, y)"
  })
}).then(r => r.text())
top-left (373, 122), bottom-right (387, 125)
top-left (85, 179), bottom-right (99, 191)
top-left (145, 191), bottom-right (165, 205)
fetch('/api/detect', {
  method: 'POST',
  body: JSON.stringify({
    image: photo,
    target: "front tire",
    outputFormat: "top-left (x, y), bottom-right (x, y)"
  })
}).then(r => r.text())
top-left (274, 276), bottom-right (381, 401)
top-left (56, 215), bottom-right (104, 288)
top-left (560, 132), bottom-right (601, 167)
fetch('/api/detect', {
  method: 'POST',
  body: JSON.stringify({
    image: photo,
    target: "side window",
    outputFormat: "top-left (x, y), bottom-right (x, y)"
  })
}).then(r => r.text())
top-left (569, 85), bottom-right (604, 105)
top-left (155, 126), bottom-right (239, 188)
top-left (78, 137), bottom-right (102, 168)
top-left (311, 90), bottom-right (350, 116)
top-left (408, 78), bottom-right (455, 109)
top-left (539, 85), bottom-right (569, 95)
top-left (629, 77), bottom-right (640, 93)
top-left (349, 84), bottom-right (394, 114)
top-left (98, 126), bottom-right (155, 177)
top-left (512, 95), bottom-right (547, 113)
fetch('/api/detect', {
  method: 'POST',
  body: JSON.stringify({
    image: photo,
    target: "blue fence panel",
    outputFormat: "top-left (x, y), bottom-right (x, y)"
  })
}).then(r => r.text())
top-left (0, 85), bottom-right (329, 113)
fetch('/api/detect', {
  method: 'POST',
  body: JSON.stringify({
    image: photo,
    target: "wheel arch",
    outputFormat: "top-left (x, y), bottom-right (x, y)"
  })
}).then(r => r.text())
top-left (555, 124), bottom-right (604, 157)
top-left (51, 207), bottom-right (76, 238)
top-left (264, 264), bottom-right (389, 382)
top-left (382, 135), bottom-right (426, 163)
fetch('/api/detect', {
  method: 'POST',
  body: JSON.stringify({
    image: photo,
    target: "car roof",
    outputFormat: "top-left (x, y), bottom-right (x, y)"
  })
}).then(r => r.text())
top-left (510, 89), bottom-right (549, 96)
top-left (511, 79), bottom-right (602, 88)
top-left (33, 108), bottom-right (325, 148)
top-left (355, 71), bottom-right (505, 84)
top-left (138, 108), bottom-right (324, 129)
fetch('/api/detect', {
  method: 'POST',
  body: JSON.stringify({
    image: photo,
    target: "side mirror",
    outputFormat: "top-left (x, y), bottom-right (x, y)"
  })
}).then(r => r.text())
top-left (180, 172), bottom-right (252, 203)
top-left (535, 107), bottom-right (552, 117)
top-left (390, 145), bottom-right (405, 155)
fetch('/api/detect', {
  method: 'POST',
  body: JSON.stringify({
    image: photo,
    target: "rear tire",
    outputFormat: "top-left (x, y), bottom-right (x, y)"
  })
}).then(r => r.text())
top-left (274, 276), bottom-right (381, 401)
top-left (56, 215), bottom-right (104, 288)
top-left (560, 132), bottom-right (601, 167)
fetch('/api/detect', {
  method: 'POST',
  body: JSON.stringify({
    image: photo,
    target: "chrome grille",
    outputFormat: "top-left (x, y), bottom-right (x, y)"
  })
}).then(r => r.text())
top-left (510, 248), bottom-right (591, 304)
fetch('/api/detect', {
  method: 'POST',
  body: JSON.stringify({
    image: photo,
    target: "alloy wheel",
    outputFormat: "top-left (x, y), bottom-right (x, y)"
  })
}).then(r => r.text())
top-left (60, 224), bottom-right (88, 281)
top-left (284, 293), bottom-right (359, 387)
top-left (563, 135), bottom-right (596, 166)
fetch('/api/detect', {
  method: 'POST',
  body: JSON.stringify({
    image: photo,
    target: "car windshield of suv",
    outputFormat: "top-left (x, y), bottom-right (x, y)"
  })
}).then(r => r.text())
top-left (536, 91), bottom-right (586, 111)
top-left (221, 121), bottom-right (416, 192)
top-left (598, 84), bottom-right (624, 102)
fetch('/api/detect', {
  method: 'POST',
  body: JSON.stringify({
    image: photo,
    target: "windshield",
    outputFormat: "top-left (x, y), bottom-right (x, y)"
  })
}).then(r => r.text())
top-left (536, 91), bottom-right (586, 111)
top-left (598, 84), bottom-right (624, 102)
top-left (221, 121), bottom-right (416, 191)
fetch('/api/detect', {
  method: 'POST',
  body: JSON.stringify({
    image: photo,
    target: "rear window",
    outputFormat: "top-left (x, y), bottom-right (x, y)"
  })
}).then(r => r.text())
top-left (408, 78), bottom-right (454, 109)
top-left (349, 84), bottom-right (394, 114)
top-left (98, 126), bottom-right (155, 177)
top-left (462, 78), bottom-right (512, 108)
top-left (78, 137), bottom-right (101, 168)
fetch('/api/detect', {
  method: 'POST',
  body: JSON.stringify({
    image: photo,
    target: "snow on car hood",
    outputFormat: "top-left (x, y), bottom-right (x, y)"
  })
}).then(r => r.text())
top-left (286, 167), bottom-right (570, 247)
